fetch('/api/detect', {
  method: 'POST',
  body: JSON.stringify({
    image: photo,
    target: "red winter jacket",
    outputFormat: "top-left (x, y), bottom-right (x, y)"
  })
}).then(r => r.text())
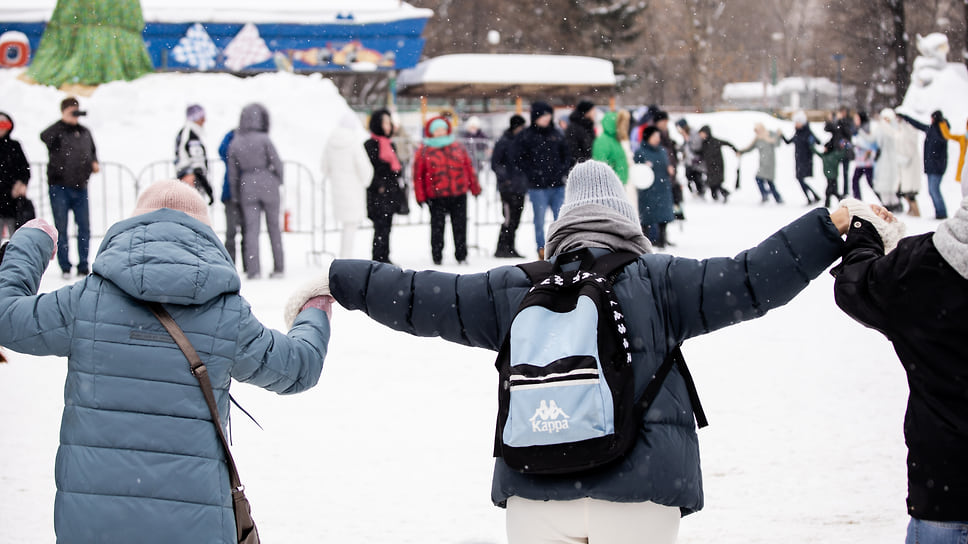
top-left (413, 117), bottom-right (481, 202)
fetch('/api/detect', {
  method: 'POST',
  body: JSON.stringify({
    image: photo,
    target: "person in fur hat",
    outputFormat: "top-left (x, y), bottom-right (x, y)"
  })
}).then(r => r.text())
top-left (832, 196), bottom-right (968, 542)
top-left (291, 160), bottom-right (857, 544)
top-left (0, 179), bottom-right (332, 543)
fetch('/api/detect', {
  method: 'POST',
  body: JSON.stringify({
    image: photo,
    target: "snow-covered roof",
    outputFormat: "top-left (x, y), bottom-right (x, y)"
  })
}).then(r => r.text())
top-left (397, 54), bottom-right (617, 98)
top-left (0, 0), bottom-right (433, 24)
top-left (722, 76), bottom-right (843, 101)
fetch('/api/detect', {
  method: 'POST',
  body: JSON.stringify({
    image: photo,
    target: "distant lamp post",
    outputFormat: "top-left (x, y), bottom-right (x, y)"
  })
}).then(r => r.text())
top-left (832, 53), bottom-right (845, 105)
top-left (770, 32), bottom-right (784, 111)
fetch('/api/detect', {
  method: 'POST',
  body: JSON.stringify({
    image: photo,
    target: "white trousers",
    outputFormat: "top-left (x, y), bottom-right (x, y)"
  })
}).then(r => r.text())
top-left (506, 496), bottom-right (680, 544)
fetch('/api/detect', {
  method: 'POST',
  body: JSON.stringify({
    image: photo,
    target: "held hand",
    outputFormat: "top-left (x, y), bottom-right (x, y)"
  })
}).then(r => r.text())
top-left (91, 161), bottom-right (100, 174)
top-left (300, 295), bottom-right (334, 321)
top-left (20, 218), bottom-right (58, 260)
top-left (829, 206), bottom-right (850, 235)
top-left (869, 204), bottom-right (897, 223)
top-left (12, 181), bottom-right (27, 198)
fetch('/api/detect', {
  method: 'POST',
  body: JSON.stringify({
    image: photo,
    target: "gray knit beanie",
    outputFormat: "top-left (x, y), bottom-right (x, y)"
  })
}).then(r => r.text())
top-left (560, 160), bottom-right (639, 225)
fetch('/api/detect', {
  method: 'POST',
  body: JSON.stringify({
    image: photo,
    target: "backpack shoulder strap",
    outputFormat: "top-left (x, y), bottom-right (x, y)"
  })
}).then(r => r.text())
top-left (636, 345), bottom-right (709, 429)
top-left (517, 260), bottom-right (555, 284)
top-left (590, 251), bottom-right (641, 279)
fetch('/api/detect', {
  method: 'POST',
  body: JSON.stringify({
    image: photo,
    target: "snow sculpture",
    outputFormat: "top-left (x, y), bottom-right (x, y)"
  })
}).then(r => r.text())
top-left (899, 32), bottom-right (968, 129)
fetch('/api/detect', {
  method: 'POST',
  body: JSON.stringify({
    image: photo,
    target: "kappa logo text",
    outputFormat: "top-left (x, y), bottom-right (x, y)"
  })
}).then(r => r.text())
top-left (529, 400), bottom-right (570, 433)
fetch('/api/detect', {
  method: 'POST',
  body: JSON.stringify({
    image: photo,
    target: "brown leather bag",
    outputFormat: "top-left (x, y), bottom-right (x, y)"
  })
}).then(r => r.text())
top-left (147, 302), bottom-right (260, 544)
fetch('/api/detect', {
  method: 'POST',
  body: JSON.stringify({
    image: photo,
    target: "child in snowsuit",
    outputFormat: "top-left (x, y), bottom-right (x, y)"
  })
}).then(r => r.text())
top-left (816, 141), bottom-right (846, 208)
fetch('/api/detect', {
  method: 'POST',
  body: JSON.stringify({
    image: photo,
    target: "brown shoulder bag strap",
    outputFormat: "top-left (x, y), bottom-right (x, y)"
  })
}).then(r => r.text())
top-left (145, 302), bottom-right (260, 544)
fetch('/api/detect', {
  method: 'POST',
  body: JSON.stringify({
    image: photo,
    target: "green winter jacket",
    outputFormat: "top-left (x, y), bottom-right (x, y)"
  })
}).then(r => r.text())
top-left (592, 112), bottom-right (629, 182)
top-left (815, 146), bottom-right (846, 179)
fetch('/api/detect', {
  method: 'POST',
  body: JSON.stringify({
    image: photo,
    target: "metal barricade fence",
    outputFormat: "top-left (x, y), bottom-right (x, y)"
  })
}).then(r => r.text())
top-left (23, 145), bottom-right (511, 261)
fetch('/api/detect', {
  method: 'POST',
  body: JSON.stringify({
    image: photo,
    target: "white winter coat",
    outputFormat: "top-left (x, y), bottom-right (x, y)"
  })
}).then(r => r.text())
top-left (323, 126), bottom-right (373, 224)
top-left (872, 120), bottom-right (900, 205)
top-left (896, 121), bottom-right (923, 195)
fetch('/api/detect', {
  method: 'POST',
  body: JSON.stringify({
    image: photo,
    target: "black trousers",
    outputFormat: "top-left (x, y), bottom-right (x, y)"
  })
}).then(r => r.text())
top-left (497, 192), bottom-right (526, 255)
top-left (371, 213), bottom-right (393, 263)
top-left (428, 194), bottom-right (468, 263)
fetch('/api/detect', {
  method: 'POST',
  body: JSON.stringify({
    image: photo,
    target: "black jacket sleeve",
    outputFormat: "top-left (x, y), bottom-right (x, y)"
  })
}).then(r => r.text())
top-left (830, 218), bottom-right (898, 334)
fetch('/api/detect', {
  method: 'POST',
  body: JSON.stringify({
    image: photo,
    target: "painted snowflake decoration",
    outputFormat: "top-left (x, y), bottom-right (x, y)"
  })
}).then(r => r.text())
top-left (172, 23), bottom-right (218, 71)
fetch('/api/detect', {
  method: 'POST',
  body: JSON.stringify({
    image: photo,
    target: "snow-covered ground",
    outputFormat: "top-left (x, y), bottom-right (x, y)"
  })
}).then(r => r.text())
top-left (1, 68), bottom-right (964, 542)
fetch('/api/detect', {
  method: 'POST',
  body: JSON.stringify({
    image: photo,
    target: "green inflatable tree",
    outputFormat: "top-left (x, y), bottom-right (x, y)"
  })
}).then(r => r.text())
top-left (27, 0), bottom-right (153, 87)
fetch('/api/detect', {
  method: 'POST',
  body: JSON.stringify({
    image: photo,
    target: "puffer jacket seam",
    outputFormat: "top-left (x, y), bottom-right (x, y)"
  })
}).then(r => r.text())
top-left (453, 274), bottom-right (471, 344)
top-left (64, 400), bottom-right (224, 419)
top-left (59, 442), bottom-right (223, 461)
top-left (57, 489), bottom-right (230, 508)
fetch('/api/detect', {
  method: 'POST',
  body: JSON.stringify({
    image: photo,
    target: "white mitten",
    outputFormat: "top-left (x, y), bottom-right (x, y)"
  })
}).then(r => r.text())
top-left (283, 257), bottom-right (333, 329)
top-left (840, 198), bottom-right (907, 253)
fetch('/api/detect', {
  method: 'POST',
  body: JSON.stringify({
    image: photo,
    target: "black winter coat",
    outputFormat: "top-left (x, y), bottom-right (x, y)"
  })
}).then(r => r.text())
top-left (784, 127), bottom-right (819, 179)
top-left (364, 139), bottom-right (403, 221)
top-left (898, 113), bottom-right (949, 176)
top-left (491, 129), bottom-right (528, 195)
top-left (330, 208), bottom-right (845, 513)
top-left (833, 219), bottom-right (968, 521)
top-left (0, 121), bottom-right (30, 219)
top-left (699, 136), bottom-right (736, 187)
top-left (511, 125), bottom-right (571, 190)
top-left (40, 120), bottom-right (97, 190)
top-left (564, 114), bottom-right (595, 166)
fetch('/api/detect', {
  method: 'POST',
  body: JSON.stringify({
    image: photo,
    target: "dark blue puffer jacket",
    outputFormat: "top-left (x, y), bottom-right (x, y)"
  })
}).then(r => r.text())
top-left (0, 210), bottom-right (330, 543)
top-left (329, 208), bottom-right (844, 514)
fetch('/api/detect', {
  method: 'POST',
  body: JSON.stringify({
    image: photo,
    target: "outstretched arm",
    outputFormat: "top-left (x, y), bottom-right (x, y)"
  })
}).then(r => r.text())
top-left (329, 261), bottom-right (530, 351)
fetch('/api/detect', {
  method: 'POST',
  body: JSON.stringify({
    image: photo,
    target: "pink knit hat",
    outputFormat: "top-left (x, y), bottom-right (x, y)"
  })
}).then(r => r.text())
top-left (132, 179), bottom-right (211, 225)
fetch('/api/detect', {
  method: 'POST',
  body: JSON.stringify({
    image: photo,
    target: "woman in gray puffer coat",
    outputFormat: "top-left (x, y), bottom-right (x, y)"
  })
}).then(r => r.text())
top-left (228, 103), bottom-right (285, 279)
top-left (0, 180), bottom-right (331, 543)
top-left (318, 161), bottom-right (850, 543)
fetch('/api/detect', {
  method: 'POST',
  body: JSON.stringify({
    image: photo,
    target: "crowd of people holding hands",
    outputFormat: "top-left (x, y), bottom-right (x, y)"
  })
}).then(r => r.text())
top-left (0, 93), bottom-right (966, 544)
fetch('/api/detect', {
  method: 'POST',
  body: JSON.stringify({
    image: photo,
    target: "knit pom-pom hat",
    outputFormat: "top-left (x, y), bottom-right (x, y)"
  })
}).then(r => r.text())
top-left (132, 179), bottom-right (211, 226)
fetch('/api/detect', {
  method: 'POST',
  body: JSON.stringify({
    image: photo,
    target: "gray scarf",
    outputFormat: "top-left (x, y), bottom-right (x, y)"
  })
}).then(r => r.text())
top-left (545, 204), bottom-right (653, 257)
top-left (933, 196), bottom-right (968, 279)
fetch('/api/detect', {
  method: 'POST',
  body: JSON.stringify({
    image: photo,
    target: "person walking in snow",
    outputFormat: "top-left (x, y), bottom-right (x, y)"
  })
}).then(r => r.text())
top-left (832, 196), bottom-right (968, 544)
top-left (324, 111), bottom-right (373, 259)
top-left (898, 110), bottom-right (949, 219)
top-left (40, 97), bottom-right (99, 279)
top-left (492, 114), bottom-right (528, 258)
top-left (0, 111), bottom-right (31, 239)
top-left (815, 140), bottom-right (846, 208)
top-left (217, 128), bottom-right (245, 270)
top-left (364, 108), bottom-right (404, 264)
top-left (0, 180), bottom-right (332, 544)
top-left (460, 115), bottom-right (491, 175)
top-left (895, 115), bottom-right (924, 217)
top-left (228, 103), bottom-right (286, 279)
top-left (939, 118), bottom-right (968, 199)
top-left (824, 106), bottom-right (855, 197)
top-left (412, 116), bottom-right (482, 265)
top-left (677, 119), bottom-right (706, 197)
top-left (849, 111), bottom-right (876, 200)
top-left (737, 123), bottom-right (783, 204)
top-left (872, 109), bottom-right (903, 212)
top-left (635, 126), bottom-right (675, 248)
top-left (697, 125), bottom-right (736, 202)
top-left (512, 101), bottom-right (571, 260)
top-left (565, 100), bottom-right (596, 167)
top-left (783, 111), bottom-right (822, 205)
top-left (591, 111), bottom-right (629, 185)
top-left (173, 104), bottom-right (214, 205)
top-left (308, 159), bottom-right (852, 544)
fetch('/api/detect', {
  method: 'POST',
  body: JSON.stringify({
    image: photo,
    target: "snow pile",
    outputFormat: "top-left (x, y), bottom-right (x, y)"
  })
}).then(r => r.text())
top-left (0, 68), bottom-right (352, 183)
